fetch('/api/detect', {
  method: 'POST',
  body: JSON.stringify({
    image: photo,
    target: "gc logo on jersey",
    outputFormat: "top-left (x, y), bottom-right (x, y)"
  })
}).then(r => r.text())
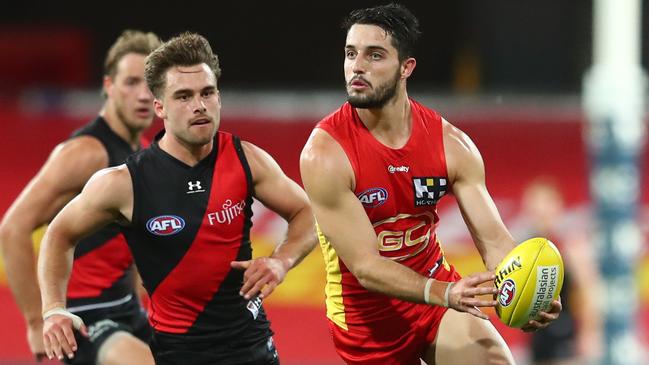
top-left (412, 176), bottom-right (447, 206)
top-left (373, 211), bottom-right (434, 261)
top-left (357, 187), bottom-right (388, 208)
top-left (146, 215), bottom-right (185, 236)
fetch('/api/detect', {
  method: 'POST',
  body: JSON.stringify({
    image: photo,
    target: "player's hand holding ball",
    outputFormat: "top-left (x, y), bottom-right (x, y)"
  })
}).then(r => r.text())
top-left (445, 271), bottom-right (500, 320)
top-left (494, 237), bottom-right (564, 331)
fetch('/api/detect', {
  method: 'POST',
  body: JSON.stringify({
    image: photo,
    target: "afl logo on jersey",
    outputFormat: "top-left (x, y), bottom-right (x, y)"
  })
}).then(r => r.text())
top-left (146, 215), bottom-right (185, 236)
top-left (357, 187), bottom-right (388, 208)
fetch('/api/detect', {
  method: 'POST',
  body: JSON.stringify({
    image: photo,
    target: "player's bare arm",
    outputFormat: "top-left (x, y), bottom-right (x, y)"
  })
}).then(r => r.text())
top-left (443, 119), bottom-right (516, 270)
top-left (443, 119), bottom-right (561, 329)
top-left (301, 129), bottom-right (497, 318)
top-left (230, 141), bottom-right (317, 300)
top-left (37, 166), bottom-right (133, 360)
top-left (0, 137), bottom-right (107, 358)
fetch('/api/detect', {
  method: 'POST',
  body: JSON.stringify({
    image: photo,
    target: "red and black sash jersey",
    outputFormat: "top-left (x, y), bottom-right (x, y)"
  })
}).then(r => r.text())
top-left (123, 131), bottom-right (271, 343)
top-left (66, 117), bottom-right (140, 309)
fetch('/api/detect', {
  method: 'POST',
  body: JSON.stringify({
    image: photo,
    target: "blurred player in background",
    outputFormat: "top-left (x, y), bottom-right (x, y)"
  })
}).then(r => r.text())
top-left (38, 32), bottom-right (317, 365)
top-left (520, 178), bottom-right (603, 365)
top-left (0, 30), bottom-right (161, 364)
top-left (300, 4), bottom-right (562, 364)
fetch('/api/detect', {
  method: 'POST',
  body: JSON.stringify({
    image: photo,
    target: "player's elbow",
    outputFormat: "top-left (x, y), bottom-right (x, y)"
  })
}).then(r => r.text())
top-left (0, 219), bottom-right (28, 253)
top-left (41, 223), bottom-right (76, 253)
top-left (0, 221), bottom-right (10, 252)
top-left (354, 272), bottom-right (374, 291)
top-left (348, 258), bottom-right (382, 292)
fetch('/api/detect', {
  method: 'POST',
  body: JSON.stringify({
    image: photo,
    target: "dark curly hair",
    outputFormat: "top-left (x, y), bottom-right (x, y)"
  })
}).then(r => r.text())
top-left (342, 3), bottom-right (421, 61)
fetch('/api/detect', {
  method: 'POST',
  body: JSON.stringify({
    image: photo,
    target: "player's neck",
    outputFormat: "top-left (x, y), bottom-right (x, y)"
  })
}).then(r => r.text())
top-left (158, 133), bottom-right (213, 167)
top-left (99, 105), bottom-right (142, 150)
top-left (357, 91), bottom-right (412, 149)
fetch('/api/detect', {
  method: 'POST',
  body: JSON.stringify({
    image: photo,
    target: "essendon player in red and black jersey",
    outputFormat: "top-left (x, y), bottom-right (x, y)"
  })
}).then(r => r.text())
top-left (39, 33), bottom-right (316, 365)
top-left (66, 117), bottom-right (144, 309)
top-left (300, 4), bottom-right (562, 365)
top-left (124, 131), bottom-right (281, 362)
top-left (1, 31), bottom-right (160, 365)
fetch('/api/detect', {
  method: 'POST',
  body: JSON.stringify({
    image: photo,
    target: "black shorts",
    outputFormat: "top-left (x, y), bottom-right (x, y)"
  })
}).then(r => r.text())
top-left (63, 295), bottom-right (152, 365)
top-left (530, 312), bottom-right (576, 361)
top-left (152, 334), bottom-right (279, 365)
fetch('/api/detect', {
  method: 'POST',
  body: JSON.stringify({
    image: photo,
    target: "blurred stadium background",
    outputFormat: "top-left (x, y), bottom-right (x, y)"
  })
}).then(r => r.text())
top-left (0, 1), bottom-right (647, 364)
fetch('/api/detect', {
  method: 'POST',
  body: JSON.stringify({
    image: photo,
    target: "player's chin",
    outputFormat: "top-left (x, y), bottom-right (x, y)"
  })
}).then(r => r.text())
top-left (129, 115), bottom-right (154, 129)
top-left (189, 131), bottom-right (215, 146)
top-left (346, 87), bottom-right (366, 97)
top-left (347, 94), bottom-right (374, 108)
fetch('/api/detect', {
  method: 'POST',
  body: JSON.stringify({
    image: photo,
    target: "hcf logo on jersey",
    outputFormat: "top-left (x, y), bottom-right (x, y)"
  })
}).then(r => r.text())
top-left (146, 215), bottom-right (185, 236)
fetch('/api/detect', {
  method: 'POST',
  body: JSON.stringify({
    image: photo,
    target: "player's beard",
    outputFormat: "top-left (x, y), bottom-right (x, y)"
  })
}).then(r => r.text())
top-left (347, 69), bottom-right (400, 109)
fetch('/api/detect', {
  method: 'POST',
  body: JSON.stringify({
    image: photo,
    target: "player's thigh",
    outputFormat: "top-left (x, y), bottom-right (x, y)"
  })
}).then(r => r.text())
top-left (98, 331), bottom-right (154, 365)
top-left (423, 309), bottom-right (514, 365)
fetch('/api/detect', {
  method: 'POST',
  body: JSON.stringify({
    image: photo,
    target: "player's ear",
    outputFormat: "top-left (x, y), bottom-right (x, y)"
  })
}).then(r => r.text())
top-left (154, 99), bottom-right (165, 119)
top-left (103, 75), bottom-right (114, 98)
top-left (401, 58), bottom-right (416, 79)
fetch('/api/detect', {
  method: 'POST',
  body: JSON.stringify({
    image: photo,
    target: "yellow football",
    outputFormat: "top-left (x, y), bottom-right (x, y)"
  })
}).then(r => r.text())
top-left (494, 237), bottom-right (564, 328)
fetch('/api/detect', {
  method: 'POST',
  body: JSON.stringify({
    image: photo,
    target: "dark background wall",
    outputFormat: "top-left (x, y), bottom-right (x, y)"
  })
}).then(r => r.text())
top-left (2, 0), bottom-right (634, 93)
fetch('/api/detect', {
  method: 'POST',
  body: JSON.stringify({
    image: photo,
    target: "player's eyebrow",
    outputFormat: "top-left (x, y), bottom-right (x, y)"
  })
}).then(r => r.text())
top-left (171, 88), bottom-right (193, 97)
top-left (172, 85), bottom-right (216, 97)
top-left (345, 45), bottom-right (389, 53)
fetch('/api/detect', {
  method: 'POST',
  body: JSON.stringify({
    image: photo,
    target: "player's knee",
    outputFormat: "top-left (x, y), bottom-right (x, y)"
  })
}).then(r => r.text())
top-left (97, 331), bottom-right (153, 365)
top-left (475, 338), bottom-right (514, 365)
top-left (434, 310), bottom-right (515, 365)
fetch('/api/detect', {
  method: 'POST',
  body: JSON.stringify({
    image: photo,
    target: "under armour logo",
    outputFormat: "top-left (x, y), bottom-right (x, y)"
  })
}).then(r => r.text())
top-left (187, 180), bottom-right (205, 194)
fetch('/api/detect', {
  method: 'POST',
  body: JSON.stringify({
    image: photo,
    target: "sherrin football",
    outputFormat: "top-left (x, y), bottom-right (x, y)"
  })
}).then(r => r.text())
top-left (494, 237), bottom-right (564, 328)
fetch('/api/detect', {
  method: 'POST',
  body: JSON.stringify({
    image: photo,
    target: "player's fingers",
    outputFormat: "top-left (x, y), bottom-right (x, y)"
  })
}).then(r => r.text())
top-left (523, 319), bottom-right (548, 332)
top-left (262, 267), bottom-right (282, 285)
top-left (239, 268), bottom-right (264, 296)
top-left (242, 275), bottom-right (267, 299)
top-left (460, 297), bottom-right (498, 308)
top-left (44, 332), bottom-right (59, 360)
top-left (61, 324), bottom-right (78, 353)
top-left (260, 282), bottom-right (277, 299)
top-left (537, 310), bottom-right (559, 322)
top-left (238, 263), bottom-right (261, 288)
top-left (78, 323), bottom-right (89, 337)
top-left (52, 329), bottom-right (74, 359)
top-left (521, 320), bottom-right (540, 332)
top-left (231, 260), bottom-right (252, 270)
top-left (47, 331), bottom-right (65, 360)
top-left (521, 324), bottom-right (536, 333)
top-left (243, 282), bottom-right (265, 300)
top-left (549, 299), bottom-right (562, 313)
top-left (42, 333), bottom-right (53, 360)
top-left (465, 286), bottom-right (499, 297)
top-left (465, 306), bottom-right (490, 320)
